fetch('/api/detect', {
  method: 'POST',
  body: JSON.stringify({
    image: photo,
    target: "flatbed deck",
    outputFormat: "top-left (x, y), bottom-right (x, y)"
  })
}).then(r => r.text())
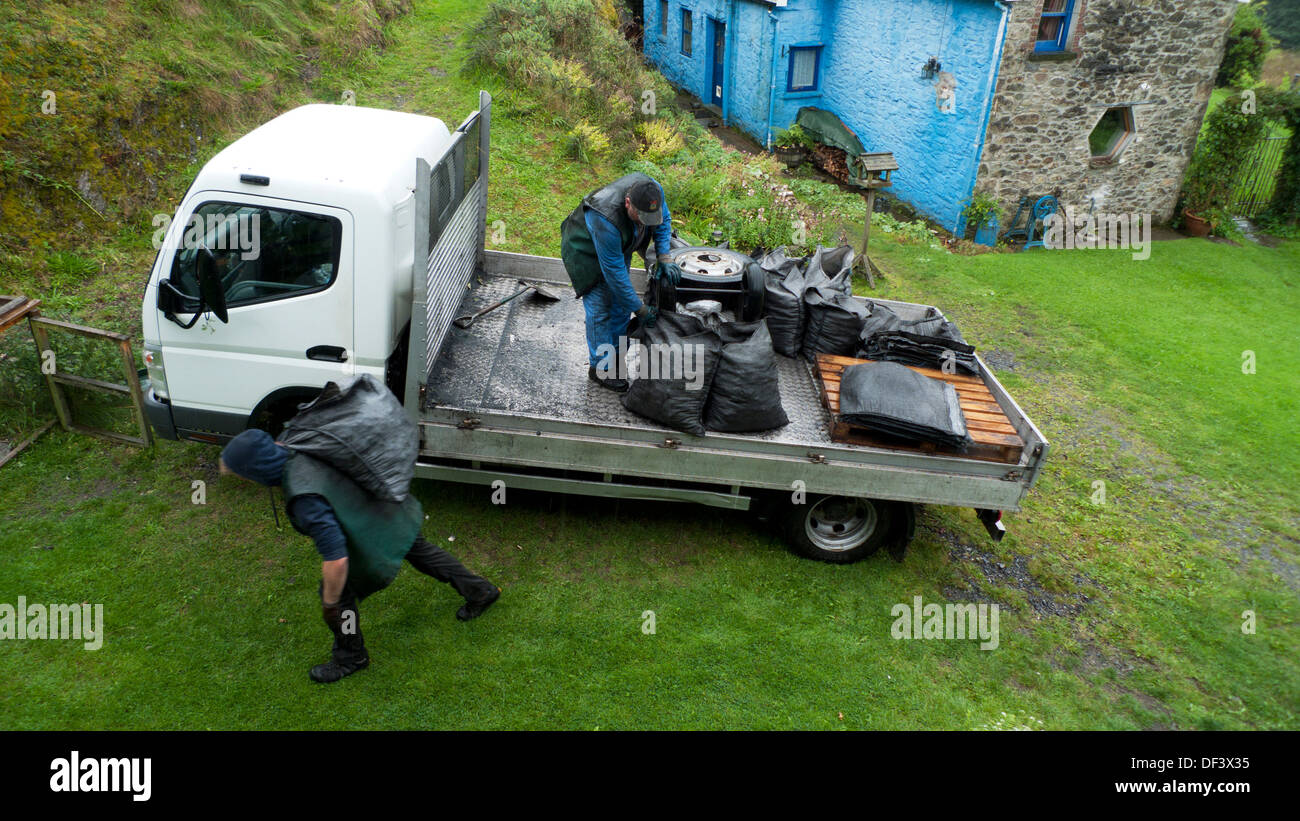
top-left (415, 263), bottom-right (1047, 512)
top-left (427, 271), bottom-right (833, 447)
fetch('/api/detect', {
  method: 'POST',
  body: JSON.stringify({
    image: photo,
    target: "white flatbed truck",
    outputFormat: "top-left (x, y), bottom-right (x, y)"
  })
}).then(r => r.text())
top-left (140, 92), bottom-right (1048, 563)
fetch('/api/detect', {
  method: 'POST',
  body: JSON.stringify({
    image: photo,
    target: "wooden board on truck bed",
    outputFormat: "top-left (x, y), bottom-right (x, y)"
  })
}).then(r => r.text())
top-left (814, 353), bottom-right (1025, 464)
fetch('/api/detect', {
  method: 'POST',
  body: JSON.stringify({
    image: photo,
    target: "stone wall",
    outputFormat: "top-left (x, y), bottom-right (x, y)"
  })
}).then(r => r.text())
top-left (977, 0), bottom-right (1238, 224)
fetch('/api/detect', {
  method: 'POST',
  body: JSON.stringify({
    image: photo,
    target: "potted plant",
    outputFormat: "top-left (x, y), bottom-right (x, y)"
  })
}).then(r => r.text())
top-left (773, 124), bottom-right (813, 168)
top-left (1180, 178), bottom-right (1216, 237)
top-left (959, 192), bottom-right (1003, 245)
top-left (1182, 208), bottom-right (1212, 238)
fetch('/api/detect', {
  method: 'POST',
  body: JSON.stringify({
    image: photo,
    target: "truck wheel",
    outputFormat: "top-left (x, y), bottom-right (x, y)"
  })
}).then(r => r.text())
top-left (779, 494), bottom-right (897, 564)
top-left (741, 261), bottom-right (765, 321)
top-left (248, 390), bottom-right (318, 438)
top-left (647, 276), bottom-right (677, 312)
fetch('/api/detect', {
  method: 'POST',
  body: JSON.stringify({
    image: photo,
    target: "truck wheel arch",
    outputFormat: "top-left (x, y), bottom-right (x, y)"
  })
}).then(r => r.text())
top-left (247, 386), bottom-right (323, 436)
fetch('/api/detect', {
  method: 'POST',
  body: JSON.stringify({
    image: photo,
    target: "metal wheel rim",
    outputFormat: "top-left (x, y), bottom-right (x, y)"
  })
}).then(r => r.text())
top-left (670, 247), bottom-right (749, 280)
top-left (804, 497), bottom-right (878, 552)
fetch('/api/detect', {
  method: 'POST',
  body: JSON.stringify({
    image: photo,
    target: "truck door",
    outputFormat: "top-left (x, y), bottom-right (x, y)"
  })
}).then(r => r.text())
top-left (153, 194), bottom-right (354, 434)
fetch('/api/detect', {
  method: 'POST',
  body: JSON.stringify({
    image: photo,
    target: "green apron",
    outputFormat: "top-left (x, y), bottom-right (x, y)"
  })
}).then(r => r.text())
top-left (282, 453), bottom-right (422, 599)
top-left (560, 173), bottom-right (654, 297)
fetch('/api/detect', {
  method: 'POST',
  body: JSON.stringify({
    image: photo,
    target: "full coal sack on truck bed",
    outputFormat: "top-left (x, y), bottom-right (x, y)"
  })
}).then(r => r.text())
top-left (621, 311), bottom-right (722, 436)
top-left (798, 245), bottom-right (864, 360)
top-left (705, 321), bottom-right (789, 433)
top-left (803, 244), bottom-right (855, 296)
top-left (761, 244), bottom-right (858, 359)
top-left (759, 248), bottom-right (808, 358)
top-left (802, 286), bottom-right (870, 361)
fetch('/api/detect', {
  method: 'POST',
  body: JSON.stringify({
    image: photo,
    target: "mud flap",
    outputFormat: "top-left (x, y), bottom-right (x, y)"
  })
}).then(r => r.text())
top-left (886, 501), bottom-right (917, 562)
top-left (976, 508), bottom-right (1006, 542)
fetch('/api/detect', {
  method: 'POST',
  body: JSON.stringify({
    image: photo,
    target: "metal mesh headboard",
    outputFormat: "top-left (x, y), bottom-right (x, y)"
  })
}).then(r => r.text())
top-left (422, 175), bottom-right (484, 376)
top-left (410, 92), bottom-right (489, 411)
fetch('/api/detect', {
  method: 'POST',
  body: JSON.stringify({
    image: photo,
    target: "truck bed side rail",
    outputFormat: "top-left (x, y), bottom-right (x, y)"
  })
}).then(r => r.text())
top-left (406, 90), bottom-right (490, 417)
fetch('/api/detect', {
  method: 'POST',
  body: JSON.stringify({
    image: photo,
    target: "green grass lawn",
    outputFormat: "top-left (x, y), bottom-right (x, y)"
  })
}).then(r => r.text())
top-left (1, 0), bottom-right (1297, 730)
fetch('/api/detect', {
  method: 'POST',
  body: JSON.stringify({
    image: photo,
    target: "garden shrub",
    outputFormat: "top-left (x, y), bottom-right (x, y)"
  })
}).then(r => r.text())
top-left (1260, 88), bottom-right (1300, 226)
top-left (566, 120), bottom-right (611, 164)
top-left (635, 119), bottom-right (685, 163)
top-left (1180, 91), bottom-right (1270, 223)
top-left (1217, 2), bottom-right (1272, 87)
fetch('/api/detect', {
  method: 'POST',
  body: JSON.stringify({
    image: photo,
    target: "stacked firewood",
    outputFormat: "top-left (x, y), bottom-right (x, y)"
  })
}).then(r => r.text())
top-left (811, 145), bottom-right (850, 183)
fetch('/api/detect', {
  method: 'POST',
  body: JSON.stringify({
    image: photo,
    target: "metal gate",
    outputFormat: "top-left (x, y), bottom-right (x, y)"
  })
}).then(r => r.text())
top-left (1231, 135), bottom-right (1288, 217)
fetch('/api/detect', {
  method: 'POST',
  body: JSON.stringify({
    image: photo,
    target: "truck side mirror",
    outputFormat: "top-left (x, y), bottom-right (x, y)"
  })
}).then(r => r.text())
top-left (196, 247), bottom-right (229, 323)
top-left (157, 279), bottom-right (185, 314)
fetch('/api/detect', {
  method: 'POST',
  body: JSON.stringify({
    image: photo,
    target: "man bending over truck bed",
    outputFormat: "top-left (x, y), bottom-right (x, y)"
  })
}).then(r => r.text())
top-left (560, 172), bottom-right (684, 392)
top-left (219, 429), bottom-right (501, 683)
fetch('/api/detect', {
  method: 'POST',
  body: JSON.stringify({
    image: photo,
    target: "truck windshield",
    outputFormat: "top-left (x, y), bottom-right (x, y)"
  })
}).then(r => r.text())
top-left (168, 202), bottom-right (342, 309)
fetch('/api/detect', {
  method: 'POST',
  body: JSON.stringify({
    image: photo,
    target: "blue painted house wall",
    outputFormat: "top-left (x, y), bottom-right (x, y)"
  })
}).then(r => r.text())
top-left (644, 0), bottom-right (1009, 230)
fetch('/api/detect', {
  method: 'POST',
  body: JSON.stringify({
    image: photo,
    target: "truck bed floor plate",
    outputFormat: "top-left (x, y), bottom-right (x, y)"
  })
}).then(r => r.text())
top-left (426, 273), bottom-right (833, 446)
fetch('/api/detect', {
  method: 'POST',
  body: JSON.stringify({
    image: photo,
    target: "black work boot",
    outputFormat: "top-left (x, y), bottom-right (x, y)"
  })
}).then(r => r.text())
top-left (310, 656), bottom-right (370, 684)
top-left (457, 585), bottom-right (501, 621)
top-left (314, 592), bottom-right (370, 683)
top-left (588, 366), bottom-right (629, 392)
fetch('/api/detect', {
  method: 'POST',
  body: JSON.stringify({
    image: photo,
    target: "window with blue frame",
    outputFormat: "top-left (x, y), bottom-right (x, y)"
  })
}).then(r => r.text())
top-left (681, 9), bottom-right (692, 56)
top-left (660, 1), bottom-right (668, 38)
top-left (1034, 0), bottom-right (1075, 53)
top-left (787, 46), bottom-right (822, 92)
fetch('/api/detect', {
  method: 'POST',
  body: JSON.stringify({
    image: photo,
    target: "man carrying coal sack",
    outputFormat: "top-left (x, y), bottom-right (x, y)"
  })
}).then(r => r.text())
top-left (219, 428), bottom-right (501, 684)
top-left (560, 172), bottom-right (684, 391)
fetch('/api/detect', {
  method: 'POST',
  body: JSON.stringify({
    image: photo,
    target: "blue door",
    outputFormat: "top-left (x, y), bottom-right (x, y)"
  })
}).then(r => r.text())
top-left (710, 20), bottom-right (725, 107)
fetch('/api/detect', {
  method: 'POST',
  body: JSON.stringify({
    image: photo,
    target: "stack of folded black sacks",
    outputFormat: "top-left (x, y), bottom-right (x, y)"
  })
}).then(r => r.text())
top-left (856, 301), bottom-right (978, 376)
top-left (838, 361), bottom-right (972, 451)
top-left (757, 245), bottom-right (976, 451)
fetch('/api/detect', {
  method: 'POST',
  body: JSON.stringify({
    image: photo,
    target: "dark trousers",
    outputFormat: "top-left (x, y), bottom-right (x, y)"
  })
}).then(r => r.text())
top-left (322, 535), bottom-right (496, 664)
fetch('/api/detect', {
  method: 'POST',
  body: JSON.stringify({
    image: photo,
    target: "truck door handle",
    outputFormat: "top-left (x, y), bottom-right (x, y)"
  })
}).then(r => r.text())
top-left (306, 345), bottom-right (348, 363)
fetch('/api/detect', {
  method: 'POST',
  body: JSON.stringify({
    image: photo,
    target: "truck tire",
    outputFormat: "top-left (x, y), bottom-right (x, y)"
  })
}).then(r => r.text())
top-left (777, 494), bottom-right (904, 564)
top-left (248, 389), bottom-right (320, 438)
top-left (647, 276), bottom-right (677, 312)
top-left (741, 261), bottom-right (765, 321)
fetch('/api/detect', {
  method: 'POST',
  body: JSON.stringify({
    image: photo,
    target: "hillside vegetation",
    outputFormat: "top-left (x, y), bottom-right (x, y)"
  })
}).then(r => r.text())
top-left (0, 0), bottom-right (409, 257)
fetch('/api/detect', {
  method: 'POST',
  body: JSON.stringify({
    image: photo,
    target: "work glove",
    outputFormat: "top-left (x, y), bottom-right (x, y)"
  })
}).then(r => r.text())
top-left (636, 304), bottom-right (658, 329)
top-left (655, 262), bottom-right (683, 286)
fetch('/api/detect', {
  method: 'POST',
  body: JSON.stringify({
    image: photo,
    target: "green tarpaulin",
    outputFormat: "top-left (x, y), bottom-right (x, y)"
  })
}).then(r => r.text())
top-left (795, 107), bottom-right (866, 157)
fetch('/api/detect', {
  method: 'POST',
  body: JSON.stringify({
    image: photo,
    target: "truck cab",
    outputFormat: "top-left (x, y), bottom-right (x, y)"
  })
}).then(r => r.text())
top-left (140, 103), bottom-right (452, 442)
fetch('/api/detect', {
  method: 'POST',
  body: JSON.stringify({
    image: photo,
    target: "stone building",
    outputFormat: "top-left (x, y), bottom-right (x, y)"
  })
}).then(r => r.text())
top-left (978, 0), bottom-right (1239, 224)
top-left (643, 0), bottom-right (1238, 231)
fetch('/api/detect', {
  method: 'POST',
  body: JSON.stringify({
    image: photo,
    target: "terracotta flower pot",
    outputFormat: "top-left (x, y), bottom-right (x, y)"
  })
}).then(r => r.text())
top-left (1183, 208), bottom-right (1212, 238)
